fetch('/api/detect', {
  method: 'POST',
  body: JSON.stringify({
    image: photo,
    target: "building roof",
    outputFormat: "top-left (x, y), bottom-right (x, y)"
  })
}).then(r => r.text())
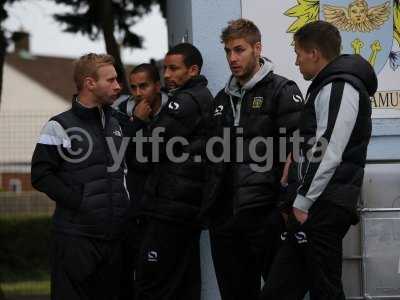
top-left (5, 53), bottom-right (76, 102)
top-left (5, 52), bottom-right (137, 101)
top-left (1, 52), bottom-right (137, 171)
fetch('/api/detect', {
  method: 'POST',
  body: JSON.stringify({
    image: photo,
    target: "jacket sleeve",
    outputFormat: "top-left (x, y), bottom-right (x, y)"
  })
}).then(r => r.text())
top-left (274, 80), bottom-right (304, 181)
top-left (31, 120), bottom-right (82, 210)
top-left (275, 80), bottom-right (304, 135)
top-left (293, 81), bottom-right (360, 212)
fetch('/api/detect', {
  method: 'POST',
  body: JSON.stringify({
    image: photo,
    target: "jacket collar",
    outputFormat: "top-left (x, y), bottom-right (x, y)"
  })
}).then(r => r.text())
top-left (71, 95), bottom-right (112, 121)
top-left (167, 75), bottom-right (208, 97)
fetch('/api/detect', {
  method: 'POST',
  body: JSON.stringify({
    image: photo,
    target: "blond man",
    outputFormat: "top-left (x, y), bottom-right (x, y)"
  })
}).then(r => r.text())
top-left (31, 53), bottom-right (129, 300)
top-left (208, 19), bottom-right (304, 300)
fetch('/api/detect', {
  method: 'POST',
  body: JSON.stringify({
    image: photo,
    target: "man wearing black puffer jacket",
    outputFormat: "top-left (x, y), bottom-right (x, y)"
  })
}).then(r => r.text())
top-left (113, 63), bottom-right (168, 300)
top-left (261, 21), bottom-right (377, 300)
top-left (207, 19), bottom-right (304, 300)
top-left (31, 53), bottom-right (129, 300)
top-left (134, 43), bottom-right (214, 300)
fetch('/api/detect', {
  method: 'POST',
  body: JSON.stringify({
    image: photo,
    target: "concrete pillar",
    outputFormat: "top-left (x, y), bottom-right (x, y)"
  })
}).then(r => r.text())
top-left (166, 2), bottom-right (241, 299)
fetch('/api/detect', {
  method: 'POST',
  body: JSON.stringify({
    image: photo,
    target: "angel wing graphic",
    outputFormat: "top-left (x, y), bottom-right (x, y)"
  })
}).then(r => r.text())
top-left (323, 0), bottom-right (390, 32)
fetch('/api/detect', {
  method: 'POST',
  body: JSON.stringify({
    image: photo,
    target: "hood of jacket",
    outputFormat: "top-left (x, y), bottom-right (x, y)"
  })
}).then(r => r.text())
top-left (309, 54), bottom-right (378, 96)
top-left (225, 57), bottom-right (274, 98)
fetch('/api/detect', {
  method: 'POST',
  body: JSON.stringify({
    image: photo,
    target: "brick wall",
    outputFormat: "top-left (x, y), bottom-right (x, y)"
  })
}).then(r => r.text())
top-left (0, 173), bottom-right (34, 191)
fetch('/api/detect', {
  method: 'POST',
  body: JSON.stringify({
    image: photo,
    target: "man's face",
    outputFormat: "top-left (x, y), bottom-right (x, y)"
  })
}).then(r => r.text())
top-left (129, 71), bottom-right (160, 104)
top-left (90, 65), bottom-right (121, 105)
top-left (294, 41), bottom-right (318, 81)
top-left (164, 54), bottom-right (195, 90)
top-left (224, 38), bottom-right (261, 82)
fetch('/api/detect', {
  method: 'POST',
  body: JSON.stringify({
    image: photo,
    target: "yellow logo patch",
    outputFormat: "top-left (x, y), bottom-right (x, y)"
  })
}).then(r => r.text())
top-left (252, 97), bottom-right (264, 109)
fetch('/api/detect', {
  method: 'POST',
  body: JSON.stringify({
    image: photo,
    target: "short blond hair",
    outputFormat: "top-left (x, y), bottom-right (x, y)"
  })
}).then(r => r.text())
top-left (73, 53), bottom-right (115, 91)
top-left (220, 19), bottom-right (261, 45)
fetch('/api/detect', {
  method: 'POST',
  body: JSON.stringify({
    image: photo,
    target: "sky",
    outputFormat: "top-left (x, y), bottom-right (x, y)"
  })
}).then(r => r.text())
top-left (4, 0), bottom-right (168, 64)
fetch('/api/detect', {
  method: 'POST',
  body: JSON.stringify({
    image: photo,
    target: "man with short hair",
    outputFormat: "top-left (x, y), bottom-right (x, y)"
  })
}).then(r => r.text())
top-left (115, 63), bottom-right (168, 207)
top-left (261, 20), bottom-right (377, 299)
top-left (115, 63), bottom-right (168, 300)
top-left (135, 43), bottom-right (214, 300)
top-left (31, 53), bottom-right (129, 300)
top-left (207, 18), bottom-right (304, 300)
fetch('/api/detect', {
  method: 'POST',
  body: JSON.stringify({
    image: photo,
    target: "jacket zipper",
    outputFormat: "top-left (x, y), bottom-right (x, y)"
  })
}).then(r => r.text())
top-left (100, 114), bottom-right (114, 239)
top-left (231, 90), bottom-right (246, 215)
top-left (229, 89), bottom-right (246, 127)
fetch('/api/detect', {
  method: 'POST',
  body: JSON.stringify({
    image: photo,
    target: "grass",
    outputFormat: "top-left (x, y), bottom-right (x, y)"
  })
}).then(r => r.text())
top-left (0, 215), bottom-right (51, 296)
top-left (1, 279), bottom-right (50, 296)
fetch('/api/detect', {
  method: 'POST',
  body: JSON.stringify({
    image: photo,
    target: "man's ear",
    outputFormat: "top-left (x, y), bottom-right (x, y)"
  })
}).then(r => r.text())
top-left (312, 48), bottom-right (322, 62)
top-left (188, 64), bottom-right (200, 77)
top-left (84, 77), bottom-right (96, 91)
top-left (254, 41), bottom-right (262, 57)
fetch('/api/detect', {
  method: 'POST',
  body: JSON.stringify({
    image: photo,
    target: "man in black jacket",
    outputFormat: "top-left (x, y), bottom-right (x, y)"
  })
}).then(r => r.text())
top-left (115, 63), bottom-right (168, 214)
top-left (31, 53), bottom-right (130, 299)
top-left (114, 63), bottom-right (168, 300)
top-left (134, 43), bottom-right (214, 300)
top-left (261, 21), bottom-right (377, 300)
top-left (208, 19), bottom-right (304, 300)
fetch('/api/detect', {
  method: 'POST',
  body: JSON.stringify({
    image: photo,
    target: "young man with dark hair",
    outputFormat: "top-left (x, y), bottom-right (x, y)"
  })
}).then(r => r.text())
top-left (261, 20), bottom-right (377, 299)
top-left (115, 64), bottom-right (163, 121)
top-left (31, 53), bottom-right (129, 299)
top-left (208, 18), bottom-right (304, 300)
top-left (115, 63), bottom-right (168, 203)
top-left (134, 43), bottom-right (214, 300)
top-left (114, 63), bottom-right (168, 300)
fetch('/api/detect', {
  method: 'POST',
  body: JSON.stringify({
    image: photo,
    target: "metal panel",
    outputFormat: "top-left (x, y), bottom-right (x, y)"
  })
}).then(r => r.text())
top-left (363, 211), bottom-right (400, 298)
top-left (342, 162), bottom-right (400, 299)
top-left (343, 224), bottom-right (363, 298)
top-left (361, 163), bottom-right (400, 209)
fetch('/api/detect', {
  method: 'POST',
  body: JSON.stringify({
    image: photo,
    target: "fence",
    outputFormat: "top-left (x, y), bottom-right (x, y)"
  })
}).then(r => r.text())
top-left (0, 111), bottom-right (55, 300)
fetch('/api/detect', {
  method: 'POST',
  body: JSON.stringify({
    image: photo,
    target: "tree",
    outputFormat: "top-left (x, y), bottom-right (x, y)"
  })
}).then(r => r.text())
top-left (0, 3), bottom-right (6, 107)
top-left (52, 0), bottom-right (166, 93)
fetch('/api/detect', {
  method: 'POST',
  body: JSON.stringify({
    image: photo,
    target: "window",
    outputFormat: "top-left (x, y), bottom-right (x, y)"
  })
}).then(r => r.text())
top-left (9, 178), bottom-right (22, 192)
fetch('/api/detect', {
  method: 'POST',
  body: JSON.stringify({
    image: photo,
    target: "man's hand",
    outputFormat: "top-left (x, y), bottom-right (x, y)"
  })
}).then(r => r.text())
top-left (293, 207), bottom-right (308, 224)
top-left (133, 100), bottom-right (152, 121)
top-left (280, 153), bottom-right (292, 186)
top-left (281, 212), bottom-right (288, 224)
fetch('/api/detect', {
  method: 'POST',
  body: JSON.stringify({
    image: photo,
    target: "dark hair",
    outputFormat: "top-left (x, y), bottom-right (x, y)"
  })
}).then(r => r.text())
top-left (129, 63), bottom-right (160, 83)
top-left (221, 18), bottom-right (261, 45)
top-left (294, 21), bottom-right (341, 61)
top-left (166, 43), bottom-right (203, 71)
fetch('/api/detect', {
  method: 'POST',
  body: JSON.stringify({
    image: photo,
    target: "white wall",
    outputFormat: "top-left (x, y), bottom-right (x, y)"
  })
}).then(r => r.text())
top-left (0, 64), bottom-right (69, 165)
top-left (1, 63), bottom-right (69, 112)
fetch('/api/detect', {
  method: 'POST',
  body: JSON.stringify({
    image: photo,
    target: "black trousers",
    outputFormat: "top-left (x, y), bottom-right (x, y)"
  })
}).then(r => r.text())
top-left (119, 219), bottom-right (144, 300)
top-left (50, 233), bottom-right (123, 300)
top-left (135, 217), bottom-right (201, 300)
top-left (210, 208), bottom-right (285, 300)
top-left (260, 201), bottom-right (352, 300)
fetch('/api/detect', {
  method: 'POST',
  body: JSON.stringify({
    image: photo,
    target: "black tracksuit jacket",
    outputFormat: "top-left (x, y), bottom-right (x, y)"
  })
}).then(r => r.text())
top-left (141, 75), bottom-right (214, 225)
top-left (284, 54), bottom-right (378, 221)
top-left (31, 100), bottom-right (130, 239)
top-left (205, 59), bottom-right (304, 219)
